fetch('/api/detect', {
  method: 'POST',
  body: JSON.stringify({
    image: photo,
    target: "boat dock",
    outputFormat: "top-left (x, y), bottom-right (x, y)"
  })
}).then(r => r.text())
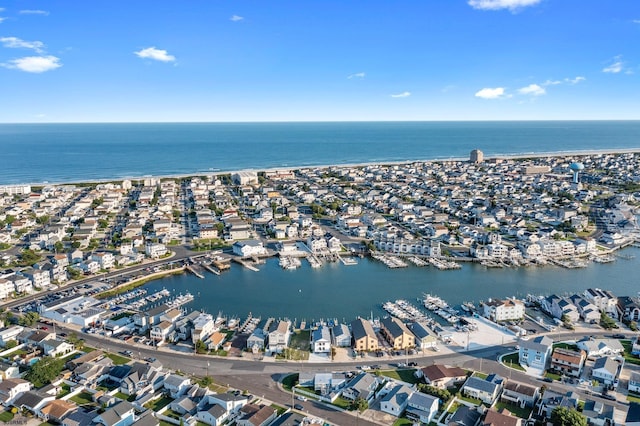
top-left (338, 254), bottom-right (358, 266)
top-left (428, 257), bottom-right (462, 270)
top-left (186, 265), bottom-right (205, 279)
top-left (233, 258), bottom-right (260, 272)
top-left (306, 255), bottom-right (322, 268)
top-left (407, 256), bottom-right (427, 266)
top-left (203, 263), bottom-right (221, 275)
top-left (371, 252), bottom-right (408, 268)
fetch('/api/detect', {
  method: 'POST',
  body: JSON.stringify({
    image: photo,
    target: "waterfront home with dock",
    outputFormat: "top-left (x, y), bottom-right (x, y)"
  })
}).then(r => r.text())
top-left (267, 320), bottom-right (291, 354)
top-left (350, 318), bottom-right (378, 352)
top-left (380, 317), bottom-right (415, 350)
top-left (481, 298), bottom-right (525, 322)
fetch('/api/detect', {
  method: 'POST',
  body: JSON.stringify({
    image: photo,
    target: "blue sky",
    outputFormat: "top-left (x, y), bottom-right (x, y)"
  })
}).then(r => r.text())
top-left (0, 0), bottom-right (638, 122)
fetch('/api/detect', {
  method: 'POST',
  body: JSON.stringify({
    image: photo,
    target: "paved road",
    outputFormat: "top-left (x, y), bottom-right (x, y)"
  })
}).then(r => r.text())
top-left (63, 324), bottom-right (635, 425)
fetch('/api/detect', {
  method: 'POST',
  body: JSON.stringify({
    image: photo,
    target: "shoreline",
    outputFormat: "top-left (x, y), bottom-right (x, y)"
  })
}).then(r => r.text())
top-left (7, 147), bottom-right (640, 188)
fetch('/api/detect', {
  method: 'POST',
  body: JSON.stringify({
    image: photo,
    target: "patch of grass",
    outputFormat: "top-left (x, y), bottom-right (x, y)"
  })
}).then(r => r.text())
top-left (472, 372), bottom-right (488, 380)
top-left (276, 348), bottom-right (309, 361)
top-left (282, 374), bottom-right (298, 391)
top-left (81, 346), bottom-right (97, 353)
top-left (0, 410), bottom-right (14, 422)
top-left (111, 312), bottom-right (134, 321)
top-left (114, 391), bottom-right (136, 402)
top-left (553, 342), bottom-right (579, 351)
top-left (58, 383), bottom-right (72, 397)
top-left (332, 396), bottom-right (352, 410)
top-left (39, 422), bottom-right (56, 426)
top-left (59, 351), bottom-right (80, 364)
top-left (544, 371), bottom-right (562, 381)
top-left (210, 349), bottom-right (228, 357)
top-left (70, 391), bottom-right (95, 406)
top-left (271, 404), bottom-right (287, 415)
top-left (628, 391), bottom-right (640, 404)
top-left (501, 353), bottom-right (526, 371)
top-left (494, 401), bottom-right (532, 419)
top-left (289, 330), bottom-right (311, 351)
top-left (159, 422), bottom-right (175, 426)
top-left (447, 401), bottom-right (460, 414)
top-left (162, 408), bottom-right (181, 420)
top-left (379, 369), bottom-right (419, 385)
top-left (392, 418), bottom-right (414, 426)
top-left (458, 394), bottom-right (483, 405)
top-left (106, 353), bottom-right (130, 365)
top-left (621, 340), bottom-right (640, 366)
top-left (144, 396), bottom-right (174, 412)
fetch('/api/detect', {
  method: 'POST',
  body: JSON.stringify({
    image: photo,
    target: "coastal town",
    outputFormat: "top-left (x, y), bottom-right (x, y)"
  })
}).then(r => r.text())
top-left (1, 150), bottom-right (640, 425)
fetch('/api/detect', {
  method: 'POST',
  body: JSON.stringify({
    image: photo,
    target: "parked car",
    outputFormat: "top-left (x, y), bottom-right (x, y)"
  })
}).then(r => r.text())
top-left (296, 396), bottom-right (307, 401)
top-left (293, 404), bottom-right (304, 411)
top-left (611, 334), bottom-right (626, 339)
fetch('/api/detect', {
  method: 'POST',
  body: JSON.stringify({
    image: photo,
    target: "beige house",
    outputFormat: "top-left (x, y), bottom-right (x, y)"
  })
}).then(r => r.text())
top-left (380, 317), bottom-right (415, 350)
top-left (350, 318), bottom-right (378, 352)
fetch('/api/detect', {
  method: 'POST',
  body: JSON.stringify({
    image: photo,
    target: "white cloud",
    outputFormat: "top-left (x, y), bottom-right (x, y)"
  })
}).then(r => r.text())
top-left (468, 0), bottom-right (541, 12)
top-left (347, 72), bottom-right (365, 79)
top-left (543, 76), bottom-right (585, 86)
top-left (475, 87), bottom-right (506, 99)
top-left (19, 10), bottom-right (50, 16)
top-left (518, 83), bottom-right (546, 96)
top-left (230, 15), bottom-right (244, 22)
top-left (603, 56), bottom-right (624, 73)
top-left (0, 36), bottom-right (45, 53)
top-left (390, 91), bottom-right (411, 98)
top-left (0, 17), bottom-right (6, 24)
top-left (633, 19), bottom-right (640, 24)
top-left (566, 76), bottom-right (585, 84)
top-left (134, 47), bottom-right (176, 62)
top-left (2, 55), bottom-right (61, 73)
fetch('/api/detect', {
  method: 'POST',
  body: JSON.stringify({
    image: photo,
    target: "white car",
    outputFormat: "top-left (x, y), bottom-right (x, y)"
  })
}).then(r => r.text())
top-left (296, 396), bottom-right (307, 401)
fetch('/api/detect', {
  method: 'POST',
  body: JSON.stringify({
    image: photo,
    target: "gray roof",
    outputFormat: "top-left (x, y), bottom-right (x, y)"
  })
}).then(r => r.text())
top-left (381, 317), bottom-right (410, 339)
top-left (312, 326), bottom-right (331, 343)
top-left (407, 391), bottom-right (438, 409)
top-left (380, 384), bottom-right (412, 408)
top-left (350, 318), bottom-right (376, 341)
top-left (96, 400), bottom-right (135, 426)
top-left (593, 357), bottom-right (619, 375)
top-left (13, 390), bottom-right (49, 409)
top-left (463, 376), bottom-right (500, 394)
top-left (520, 335), bottom-right (553, 352)
top-left (583, 400), bottom-right (615, 421)
top-left (449, 405), bottom-right (482, 426)
top-left (627, 403), bottom-right (640, 423)
top-left (61, 408), bottom-right (99, 426)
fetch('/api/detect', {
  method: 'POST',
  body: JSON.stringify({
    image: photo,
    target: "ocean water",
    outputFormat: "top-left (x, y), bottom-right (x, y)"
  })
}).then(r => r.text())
top-left (1, 121), bottom-right (639, 184)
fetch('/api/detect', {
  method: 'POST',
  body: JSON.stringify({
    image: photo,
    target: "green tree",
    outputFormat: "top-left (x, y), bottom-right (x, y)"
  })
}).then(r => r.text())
top-left (600, 312), bottom-right (617, 330)
top-left (18, 249), bottom-right (40, 266)
top-left (4, 340), bottom-right (17, 349)
top-left (53, 241), bottom-right (64, 253)
top-left (24, 356), bottom-right (65, 388)
top-left (351, 397), bottom-right (368, 412)
top-left (18, 311), bottom-right (40, 327)
top-left (551, 407), bottom-right (587, 426)
top-left (417, 384), bottom-right (452, 401)
top-left (195, 340), bottom-right (207, 354)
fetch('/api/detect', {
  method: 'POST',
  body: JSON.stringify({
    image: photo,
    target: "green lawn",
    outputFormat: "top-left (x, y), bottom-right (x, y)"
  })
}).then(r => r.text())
top-left (501, 353), bottom-right (526, 371)
top-left (57, 383), bottom-right (72, 397)
top-left (628, 391), bottom-right (640, 404)
top-left (494, 401), bottom-right (532, 419)
top-left (276, 347), bottom-right (309, 361)
top-left (458, 395), bottom-right (483, 405)
top-left (282, 373), bottom-right (298, 391)
top-left (106, 353), bottom-right (130, 365)
top-left (621, 341), bottom-right (640, 366)
top-left (553, 342), bottom-right (579, 351)
top-left (380, 369), bottom-right (419, 384)
top-left (332, 396), bottom-right (352, 410)
top-left (271, 404), bottom-right (287, 415)
top-left (59, 351), bottom-right (80, 364)
top-left (289, 330), bottom-right (311, 350)
top-left (0, 410), bottom-right (14, 422)
top-left (81, 346), bottom-right (97, 353)
top-left (159, 421), bottom-right (175, 426)
top-left (162, 408), bottom-right (181, 420)
top-left (473, 372), bottom-right (488, 380)
top-left (447, 401), bottom-right (460, 414)
top-left (392, 418), bottom-right (414, 426)
top-left (114, 391), bottom-right (136, 402)
top-left (144, 396), bottom-right (174, 412)
top-left (70, 391), bottom-right (95, 406)
top-left (544, 371), bottom-right (562, 381)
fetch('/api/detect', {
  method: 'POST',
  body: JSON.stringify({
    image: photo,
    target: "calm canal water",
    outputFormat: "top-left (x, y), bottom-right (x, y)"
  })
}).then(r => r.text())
top-left (139, 247), bottom-right (640, 322)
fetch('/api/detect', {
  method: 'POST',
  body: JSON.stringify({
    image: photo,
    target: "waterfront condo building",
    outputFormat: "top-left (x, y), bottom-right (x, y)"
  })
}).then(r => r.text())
top-left (482, 298), bottom-right (525, 322)
top-left (380, 317), bottom-right (415, 350)
top-left (550, 348), bottom-right (587, 377)
top-left (470, 149), bottom-right (484, 163)
top-left (350, 318), bottom-right (378, 352)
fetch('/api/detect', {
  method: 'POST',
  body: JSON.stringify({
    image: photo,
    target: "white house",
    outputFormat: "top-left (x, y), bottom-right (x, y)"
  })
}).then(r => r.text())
top-left (311, 326), bottom-right (331, 354)
top-left (405, 392), bottom-right (439, 424)
top-left (380, 384), bottom-right (414, 417)
top-left (483, 298), bottom-right (525, 322)
top-left (629, 371), bottom-right (640, 394)
top-left (331, 324), bottom-right (351, 348)
top-left (0, 326), bottom-right (24, 347)
top-left (145, 243), bottom-right (167, 259)
top-left (232, 240), bottom-right (267, 257)
top-left (267, 320), bottom-right (291, 354)
top-left (591, 357), bottom-right (622, 386)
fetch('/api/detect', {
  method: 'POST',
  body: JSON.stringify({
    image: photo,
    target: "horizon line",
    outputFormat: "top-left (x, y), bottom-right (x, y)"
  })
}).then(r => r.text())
top-left (2, 118), bottom-right (640, 125)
